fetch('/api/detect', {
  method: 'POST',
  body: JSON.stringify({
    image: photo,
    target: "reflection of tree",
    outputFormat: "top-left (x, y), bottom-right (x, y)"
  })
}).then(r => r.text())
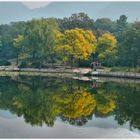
top-left (61, 115), bottom-right (93, 126)
top-left (60, 90), bottom-right (96, 126)
top-left (95, 89), bottom-right (116, 116)
top-left (60, 85), bottom-right (116, 125)
top-left (62, 90), bottom-right (96, 119)
top-left (0, 76), bottom-right (140, 130)
top-left (114, 84), bottom-right (140, 130)
top-left (0, 76), bottom-right (65, 126)
top-left (0, 76), bottom-right (96, 127)
top-left (95, 81), bottom-right (140, 130)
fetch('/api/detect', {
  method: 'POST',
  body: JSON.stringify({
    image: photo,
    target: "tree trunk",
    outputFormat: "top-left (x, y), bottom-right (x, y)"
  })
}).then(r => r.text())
top-left (39, 58), bottom-right (42, 69)
top-left (16, 54), bottom-right (19, 66)
top-left (77, 59), bottom-right (80, 68)
top-left (39, 56), bottom-right (43, 69)
top-left (50, 54), bottom-right (54, 68)
top-left (32, 51), bottom-right (36, 62)
top-left (70, 56), bottom-right (74, 69)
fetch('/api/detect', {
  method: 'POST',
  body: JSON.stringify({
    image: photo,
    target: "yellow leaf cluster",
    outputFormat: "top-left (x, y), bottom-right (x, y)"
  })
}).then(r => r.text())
top-left (55, 28), bottom-right (97, 61)
top-left (98, 33), bottom-right (117, 51)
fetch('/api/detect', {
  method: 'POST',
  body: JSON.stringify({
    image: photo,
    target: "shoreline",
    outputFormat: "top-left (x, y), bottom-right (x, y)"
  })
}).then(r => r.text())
top-left (0, 71), bottom-right (73, 78)
top-left (0, 68), bottom-right (140, 79)
top-left (89, 71), bottom-right (140, 79)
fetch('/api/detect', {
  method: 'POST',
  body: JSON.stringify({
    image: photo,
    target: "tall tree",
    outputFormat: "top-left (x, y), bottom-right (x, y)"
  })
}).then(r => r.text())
top-left (94, 18), bottom-right (115, 37)
top-left (57, 13), bottom-right (94, 31)
top-left (24, 18), bottom-right (58, 67)
top-left (55, 28), bottom-right (97, 66)
top-left (97, 33), bottom-right (117, 66)
top-left (115, 15), bottom-right (128, 42)
top-left (117, 21), bottom-right (140, 67)
top-left (13, 35), bottom-right (24, 65)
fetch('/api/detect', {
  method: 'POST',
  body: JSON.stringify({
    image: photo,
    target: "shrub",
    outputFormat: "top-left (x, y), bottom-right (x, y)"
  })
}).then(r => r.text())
top-left (19, 62), bottom-right (28, 68)
top-left (31, 62), bottom-right (41, 68)
top-left (0, 60), bottom-right (11, 66)
top-left (78, 60), bottom-right (91, 68)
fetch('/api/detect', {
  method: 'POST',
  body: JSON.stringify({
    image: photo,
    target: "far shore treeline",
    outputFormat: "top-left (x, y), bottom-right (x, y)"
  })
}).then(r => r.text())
top-left (0, 13), bottom-right (140, 68)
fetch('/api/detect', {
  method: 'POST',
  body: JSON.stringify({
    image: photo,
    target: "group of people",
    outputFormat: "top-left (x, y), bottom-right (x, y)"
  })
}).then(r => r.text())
top-left (90, 61), bottom-right (100, 70)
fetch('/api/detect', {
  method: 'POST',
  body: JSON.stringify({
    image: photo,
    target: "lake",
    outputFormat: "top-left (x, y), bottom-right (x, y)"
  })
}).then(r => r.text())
top-left (0, 75), bottom-right (140, 138)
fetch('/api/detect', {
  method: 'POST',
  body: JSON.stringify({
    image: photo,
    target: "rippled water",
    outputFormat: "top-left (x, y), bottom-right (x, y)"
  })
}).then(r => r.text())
top-left (0, 75), bottom-right (140, 138)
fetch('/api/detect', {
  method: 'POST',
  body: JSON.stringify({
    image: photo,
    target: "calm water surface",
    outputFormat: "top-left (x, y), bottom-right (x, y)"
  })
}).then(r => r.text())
top-left (0, 75), bottom-right (140, 138)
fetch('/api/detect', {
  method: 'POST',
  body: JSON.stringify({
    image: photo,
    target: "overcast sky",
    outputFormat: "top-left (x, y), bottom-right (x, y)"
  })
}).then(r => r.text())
top-left (22, 2), bottom-right (50, 9)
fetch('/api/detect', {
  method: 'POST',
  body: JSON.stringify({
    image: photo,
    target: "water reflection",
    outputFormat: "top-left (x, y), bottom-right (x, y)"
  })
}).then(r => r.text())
top-left (0, 76), bottom-right (139, 131)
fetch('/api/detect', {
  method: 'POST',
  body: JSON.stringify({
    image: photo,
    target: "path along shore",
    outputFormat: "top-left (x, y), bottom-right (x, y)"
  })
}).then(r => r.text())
top-left (0, 67), bottom-right (140, 79)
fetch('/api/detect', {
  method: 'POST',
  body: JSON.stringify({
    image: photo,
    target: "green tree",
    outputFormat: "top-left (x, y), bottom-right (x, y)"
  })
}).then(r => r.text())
top-left (0, 22), bottom-right (26, 60)
top-left (117, 21), bottom-right (140, 67)
top-left (94, 18), bottom-right (115, 37)
top-left (39, 18), bottom-right (59, 67)
top-left (24, 18), bottom-right (58, 67)
top-left (115, 15), bottom-right (128, 42)
top-left (13, 35), bottom-right (24, 65)
top-left (57, 12), bottom-right (94, 31)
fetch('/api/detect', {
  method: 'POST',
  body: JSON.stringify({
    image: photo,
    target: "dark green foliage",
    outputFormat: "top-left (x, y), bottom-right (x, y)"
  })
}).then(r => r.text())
top-left (78, 59), bottom-right (91, 68)
top-left (30, 62), bottom-right (41, 68)
top-left (117, 21), bottom-right (140, 67)
top-left (0, 59), bottom-right (11, 66)
top-left (93, 18), bottom-right (115, 37)
top-left (19, 61), bottom-right (28, 68)
top-left (114, 15), bottom-right (129, 42)
top-left (0, 21), bottom-right (26, 59)
top-left (31, 62), bottom-right (46, 68)
top-left (57, 12), bottom-right (94, 31)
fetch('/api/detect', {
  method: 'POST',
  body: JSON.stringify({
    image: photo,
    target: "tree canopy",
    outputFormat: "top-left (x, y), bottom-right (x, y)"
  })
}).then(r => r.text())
top-left (55, 28), bottom-right (97, 64)
top-left (0, 13), bottom-right (139, 68)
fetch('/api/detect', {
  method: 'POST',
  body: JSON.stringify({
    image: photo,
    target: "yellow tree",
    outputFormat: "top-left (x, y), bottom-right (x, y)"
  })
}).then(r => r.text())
top-left (55, 28), bottom-right (97, 66)
top-left (97, 33), bottom-right (117, 64)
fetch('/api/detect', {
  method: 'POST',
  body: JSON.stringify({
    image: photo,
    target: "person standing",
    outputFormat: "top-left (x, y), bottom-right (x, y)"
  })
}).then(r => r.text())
top-left (91, 61), bottom-right (97, 71)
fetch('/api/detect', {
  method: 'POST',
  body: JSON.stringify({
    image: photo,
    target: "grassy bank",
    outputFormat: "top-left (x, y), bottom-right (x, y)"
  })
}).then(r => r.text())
top-left (0, 71), bottom-right (73, 78)
top-left (109, 67), bottom-right (140, 73)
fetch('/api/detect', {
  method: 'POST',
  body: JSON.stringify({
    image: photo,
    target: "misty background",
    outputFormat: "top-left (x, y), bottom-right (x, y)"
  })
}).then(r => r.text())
top-left (0, 2), bottom-right (140, 24)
